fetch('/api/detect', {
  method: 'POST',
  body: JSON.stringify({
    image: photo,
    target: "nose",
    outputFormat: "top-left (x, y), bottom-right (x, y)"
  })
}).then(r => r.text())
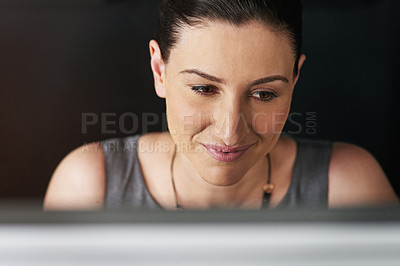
top-left (213, 96), bottom-right (249, 146)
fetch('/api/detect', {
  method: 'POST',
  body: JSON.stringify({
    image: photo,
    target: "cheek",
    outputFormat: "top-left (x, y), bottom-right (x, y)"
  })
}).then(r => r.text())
top-left (166, 91), bottom-right (209, 137)
top-left (251, 103), bottom-right (291, 136)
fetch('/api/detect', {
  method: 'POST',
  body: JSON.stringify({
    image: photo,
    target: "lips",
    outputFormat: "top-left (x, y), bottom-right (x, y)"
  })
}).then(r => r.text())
top-left (201, 143), bottom-right (253, 162)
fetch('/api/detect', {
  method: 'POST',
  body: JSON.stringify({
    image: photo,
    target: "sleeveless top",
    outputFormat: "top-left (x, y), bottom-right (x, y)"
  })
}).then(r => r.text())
top-left (101, 134), bottom-right (333, 210)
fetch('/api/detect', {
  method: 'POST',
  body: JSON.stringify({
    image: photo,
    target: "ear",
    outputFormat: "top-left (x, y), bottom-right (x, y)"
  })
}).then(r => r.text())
top-left (149, 40), bottom-right (166, 98)
top-left (293, 54), bottom-right (306, 87)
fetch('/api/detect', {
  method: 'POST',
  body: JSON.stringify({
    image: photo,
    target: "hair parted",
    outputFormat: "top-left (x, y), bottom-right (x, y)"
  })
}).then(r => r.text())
top-left (154, 0), bottom-right (303, 75)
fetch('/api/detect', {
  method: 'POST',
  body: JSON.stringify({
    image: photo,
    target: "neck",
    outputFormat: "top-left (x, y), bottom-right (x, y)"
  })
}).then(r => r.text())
top-left (172, 150), bottom-right (269, 210)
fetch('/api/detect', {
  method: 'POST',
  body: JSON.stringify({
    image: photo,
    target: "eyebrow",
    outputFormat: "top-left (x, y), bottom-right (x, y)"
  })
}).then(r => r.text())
top-left (250, 75), bottom-right (289, 86)
top-left (180, 69), bottom-right (225, 83)
top-left (179, 69), bottom-right (289, 86)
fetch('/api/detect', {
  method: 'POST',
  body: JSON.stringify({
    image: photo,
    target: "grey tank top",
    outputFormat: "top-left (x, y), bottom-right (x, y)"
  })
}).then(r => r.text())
top-left (101, 134), bottom-right (333, 210)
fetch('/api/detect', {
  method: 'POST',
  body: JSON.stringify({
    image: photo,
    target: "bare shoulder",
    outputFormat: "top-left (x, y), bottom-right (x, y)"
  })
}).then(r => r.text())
top-left (328, 142), bottom-right (398, 208)
top-left (43, 142), bottom-right (106, 210)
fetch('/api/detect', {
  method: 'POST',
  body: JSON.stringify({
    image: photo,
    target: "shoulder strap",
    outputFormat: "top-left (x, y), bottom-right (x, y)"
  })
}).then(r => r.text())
top-left (277, 138), bottom-right (333, 208)
top-left (101, 135), bottom-right (161, 210)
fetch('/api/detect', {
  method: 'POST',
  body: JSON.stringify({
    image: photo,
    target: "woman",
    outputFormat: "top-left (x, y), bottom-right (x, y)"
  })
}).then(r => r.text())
top-left (43, 0), bottom-right (398, 210)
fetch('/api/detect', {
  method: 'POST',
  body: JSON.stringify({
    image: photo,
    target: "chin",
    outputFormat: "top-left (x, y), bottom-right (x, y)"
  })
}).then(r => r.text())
top-left (194, 163), bottom-right (246, 187)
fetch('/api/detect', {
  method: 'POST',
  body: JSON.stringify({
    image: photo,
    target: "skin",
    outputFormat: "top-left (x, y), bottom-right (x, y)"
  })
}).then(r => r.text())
top-left (43, 20), bottom-right (398, 210)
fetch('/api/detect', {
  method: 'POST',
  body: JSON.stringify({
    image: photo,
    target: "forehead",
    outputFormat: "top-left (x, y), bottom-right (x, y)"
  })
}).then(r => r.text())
top-left (167, 21), bottom-right (295, 81)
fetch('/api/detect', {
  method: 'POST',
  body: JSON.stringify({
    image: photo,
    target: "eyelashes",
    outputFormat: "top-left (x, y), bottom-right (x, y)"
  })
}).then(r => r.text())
top-left (191, 85), bottom-right (218, 96)
top-left (250, 91), bottom-right (277, 102)
top-left (190, 85), bottom-right (277, 103)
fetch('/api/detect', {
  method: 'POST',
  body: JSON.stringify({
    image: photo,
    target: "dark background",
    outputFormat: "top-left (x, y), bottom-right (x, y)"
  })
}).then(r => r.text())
top-left (0, 0), bottom-right (399, 203)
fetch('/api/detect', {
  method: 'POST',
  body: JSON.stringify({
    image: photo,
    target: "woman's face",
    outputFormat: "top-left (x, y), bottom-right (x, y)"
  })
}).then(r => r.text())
top-left (152, 21), bottom-right (302, 186)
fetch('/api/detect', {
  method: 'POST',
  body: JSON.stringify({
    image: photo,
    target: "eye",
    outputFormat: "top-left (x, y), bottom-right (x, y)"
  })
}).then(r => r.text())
top-left (191, 85), bottom-right (218, 95)
top-left (250, 90), bottom-right (276, 102)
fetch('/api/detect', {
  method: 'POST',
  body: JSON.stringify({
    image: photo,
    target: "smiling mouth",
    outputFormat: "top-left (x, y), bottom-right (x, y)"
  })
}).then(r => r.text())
top-left (201, 143), bottom-right (254, 162)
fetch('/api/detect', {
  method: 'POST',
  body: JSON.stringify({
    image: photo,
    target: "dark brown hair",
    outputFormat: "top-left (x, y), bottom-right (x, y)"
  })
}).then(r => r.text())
top-left (154, 0), bottom-right (303, 75)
